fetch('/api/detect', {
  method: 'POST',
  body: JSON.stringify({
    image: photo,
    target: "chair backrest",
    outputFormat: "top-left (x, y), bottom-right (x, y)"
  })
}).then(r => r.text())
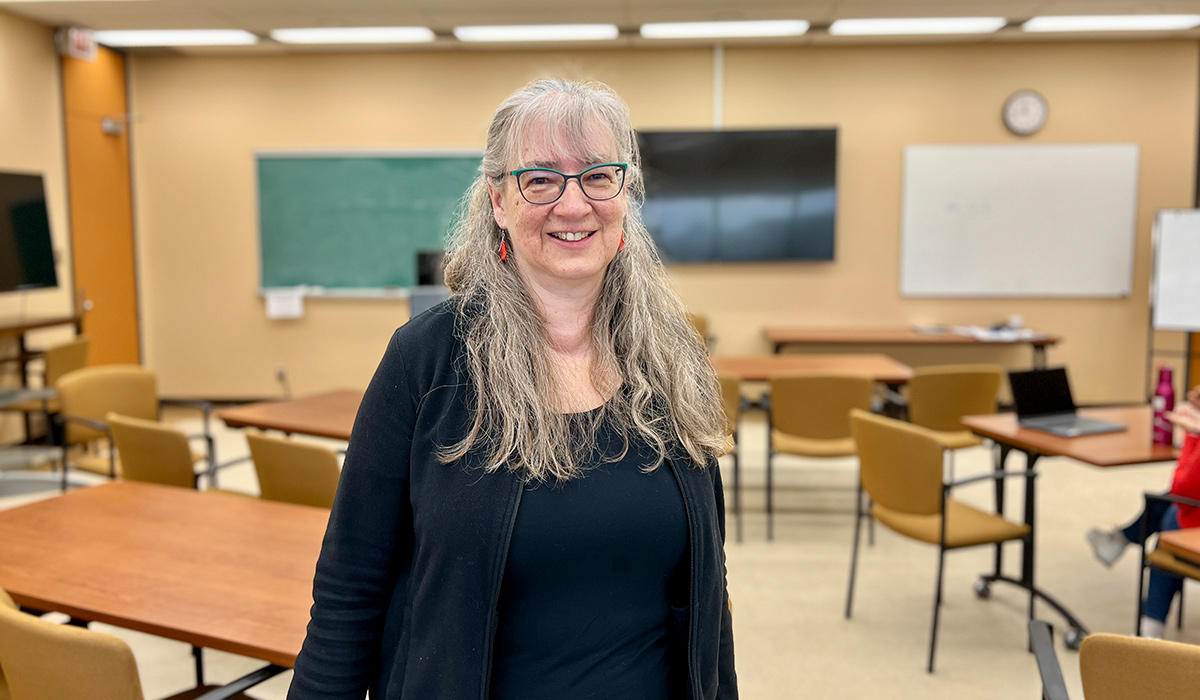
top-left (1080, 632), bottom-right (1200, 700)
top-left (247, 431), bottom-right (341, 509)
top-left (850, 409), bottom-right (944, 516)
top-left (0, 589), bottom-right (145, 700)
top-left (770, 373), bottom-right (875, 440)
top-left (56, 366), bottom-right (158, 445)
top-left (907, 364), bottom-right (1003, 433)
top-left (41, 336), bottom-right (90, 387)
top-left (717, 372), bottom-right (741, 438)
top-left (107, 413), bottom-right (196, 489)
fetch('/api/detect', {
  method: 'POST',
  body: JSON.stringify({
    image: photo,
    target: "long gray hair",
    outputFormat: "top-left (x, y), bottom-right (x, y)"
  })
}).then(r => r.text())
top-left (441, 79), bottom-right (726, 482)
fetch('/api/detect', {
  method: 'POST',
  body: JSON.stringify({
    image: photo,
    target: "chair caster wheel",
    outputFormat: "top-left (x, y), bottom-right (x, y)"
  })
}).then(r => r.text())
top-left (973, 579), bottom-right (991, 599)
top-left (1064, 629), bottom-right (1085, 651)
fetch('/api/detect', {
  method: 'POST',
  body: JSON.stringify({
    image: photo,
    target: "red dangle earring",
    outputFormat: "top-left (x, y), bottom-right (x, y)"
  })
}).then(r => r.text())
top-left (618, 231), bottom-right (625, 251)
top-left (499, 241), bottom-right (508, 262)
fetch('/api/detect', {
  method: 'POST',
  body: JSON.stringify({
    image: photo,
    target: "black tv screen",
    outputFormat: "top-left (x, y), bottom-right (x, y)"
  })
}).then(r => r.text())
top-left (0, 171), bottom-right (57, 293)
top-left (637, 129), bottom-right (837, 262)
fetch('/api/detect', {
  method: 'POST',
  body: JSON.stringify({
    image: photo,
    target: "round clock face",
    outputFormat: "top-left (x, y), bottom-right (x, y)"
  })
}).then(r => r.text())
top-left (1003, 90), bottom-right (1048, 135)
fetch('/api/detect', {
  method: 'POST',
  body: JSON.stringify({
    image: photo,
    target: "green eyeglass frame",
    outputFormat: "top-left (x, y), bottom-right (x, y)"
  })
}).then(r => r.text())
top-left (509, 162), bottom-right (628, 204)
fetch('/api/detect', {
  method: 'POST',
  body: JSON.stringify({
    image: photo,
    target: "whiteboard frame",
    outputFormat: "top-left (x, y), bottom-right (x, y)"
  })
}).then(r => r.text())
top-left (1151, 208), bottom-right (1200, 331)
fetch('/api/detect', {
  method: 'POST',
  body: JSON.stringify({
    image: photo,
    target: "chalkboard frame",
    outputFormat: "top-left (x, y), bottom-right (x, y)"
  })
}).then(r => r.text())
top-left (255, 149), bottom-right (483, 297)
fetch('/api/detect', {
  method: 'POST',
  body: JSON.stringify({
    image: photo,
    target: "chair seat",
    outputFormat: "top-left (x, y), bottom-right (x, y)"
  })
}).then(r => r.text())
top-left (1146, 548), bottom-right (1200, 579)
top-left (930, 430), bottom-right (984, 451)
top-left (772, 430), bottom-right (856, 457)
top-left (69, 449), bottom-right (206, 478)
top-left (872, 498), bottom-right (1030, 549)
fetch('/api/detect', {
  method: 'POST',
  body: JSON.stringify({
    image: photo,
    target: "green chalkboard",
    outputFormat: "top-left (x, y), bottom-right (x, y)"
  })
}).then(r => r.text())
top-left (257, 153), bottom-right (481, 291)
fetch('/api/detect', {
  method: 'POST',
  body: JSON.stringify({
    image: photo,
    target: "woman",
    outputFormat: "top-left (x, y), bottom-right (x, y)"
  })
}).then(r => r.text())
top-left (1086, 387), bottom-right (1200, 638)
top-left (287, 79), bottom-right (737, 700)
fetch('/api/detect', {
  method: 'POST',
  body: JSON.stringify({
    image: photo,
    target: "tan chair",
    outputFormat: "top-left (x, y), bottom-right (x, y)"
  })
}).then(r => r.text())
top-left (845, 409), bottom-right (1033, 672)
top-left (687, 313), bottom-right (713, 352)
top-left (2, 336), bottom-right (89, 439)
top-left (0, 587), bottom-right (262, 700)
top-left (1031, 619), bottom-right (1200, 700)
top-left (765, 373), bottom-right (874, 540)
top-left (107, 413), bottom-right (202, 489)
top-left (55, 366), bottom-right (213, 489)
top-left (247, 431), bottom-right (340, 508)
top-left (906, 364), bottom-right (1003, 478)
top-left (1135, 492), bottom-right (1200, 636)
top-left (717, 372), bottom-right (744, 542)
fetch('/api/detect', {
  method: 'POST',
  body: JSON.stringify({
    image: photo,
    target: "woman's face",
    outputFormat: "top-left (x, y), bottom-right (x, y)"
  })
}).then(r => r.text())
top-left (488, 120), bottom-right (627, 298)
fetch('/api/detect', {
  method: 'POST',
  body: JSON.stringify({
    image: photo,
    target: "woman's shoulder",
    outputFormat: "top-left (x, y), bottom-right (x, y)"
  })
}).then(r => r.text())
top-left (381, 298), bottom-right (469, 384)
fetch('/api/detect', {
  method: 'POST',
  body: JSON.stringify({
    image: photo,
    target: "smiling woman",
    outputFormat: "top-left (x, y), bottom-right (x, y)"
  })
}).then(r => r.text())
top-left (287, 79), bottom-right (737, 700)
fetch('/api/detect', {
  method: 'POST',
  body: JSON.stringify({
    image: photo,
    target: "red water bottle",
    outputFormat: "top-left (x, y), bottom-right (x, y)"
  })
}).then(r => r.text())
top-left (1152, 366), bottom-right (1175, 446)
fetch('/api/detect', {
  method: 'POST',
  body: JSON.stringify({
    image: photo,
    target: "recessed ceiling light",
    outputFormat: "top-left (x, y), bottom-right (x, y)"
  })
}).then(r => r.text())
top-left (93, 30), bottom-right (259, 47)
top-left (1022, 15), bottom-right (1200, 32)
top-left (453, 24), bottom-right (619, 43)
top-left (829, 17), bottom-right (1007, 36)
top-left (270, 27), bottom-right (435, 44)
top-left (640, 20), bottom-right (810, 39)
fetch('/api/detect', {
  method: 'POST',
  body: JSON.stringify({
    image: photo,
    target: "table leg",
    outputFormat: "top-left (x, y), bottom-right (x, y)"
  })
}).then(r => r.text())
top-left (976, 446), bottom-right (1090, 649)
top-left (1033, 345), bottom-right (1047, 369)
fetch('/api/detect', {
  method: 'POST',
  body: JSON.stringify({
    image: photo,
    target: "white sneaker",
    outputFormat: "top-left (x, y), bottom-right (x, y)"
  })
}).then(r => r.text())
top-left (1140, 616), bottom-right (1165, 640)
top-left (1086, 527), bottom-right (1129, 567)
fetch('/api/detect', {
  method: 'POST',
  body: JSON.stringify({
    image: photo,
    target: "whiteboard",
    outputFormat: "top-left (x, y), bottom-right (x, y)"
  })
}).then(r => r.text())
top-left (901, 144), bottom-right (1139, 297)
top-left (1152, 209), bottom-right (1200, 330)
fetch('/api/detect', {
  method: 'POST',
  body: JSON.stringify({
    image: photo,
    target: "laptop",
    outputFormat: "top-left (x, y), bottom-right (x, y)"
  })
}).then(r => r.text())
top-left (1008, 367), bottom-right (1127, 438)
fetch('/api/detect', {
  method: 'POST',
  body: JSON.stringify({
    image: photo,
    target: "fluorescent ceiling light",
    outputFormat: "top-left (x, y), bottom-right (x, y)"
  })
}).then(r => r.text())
top-left (829, 17), bottom-right (1006, 35)
top-left (1023, 15), bottom-right (1200, 32)
top-left (640, 20), bottom-right (809, 39)
top-left (270, 27), bottom-right (435, 44)
top-left (94, 29), bottom-right (259, 47)
top-left (453, 24), bottom-right (619, 42)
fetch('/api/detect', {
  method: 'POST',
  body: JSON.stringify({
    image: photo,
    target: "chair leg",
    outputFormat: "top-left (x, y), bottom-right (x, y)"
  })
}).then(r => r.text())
top-left (867, 497), bottom-right (875, 547)
top-left (1177, 582), bottom-right (1185, 630)
top-left (928, 544), bottom-right (947, 673)
top-left (845, 485), bottom-right (864, 619)
top-left (194, 645), bottom-right (204, 686)
top-left (766, 450), bottom-right (774, 541)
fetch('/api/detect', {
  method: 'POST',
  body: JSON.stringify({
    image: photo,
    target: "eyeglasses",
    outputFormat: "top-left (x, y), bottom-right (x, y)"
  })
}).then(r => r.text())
top-left (509, 162), bottom-right (628, 204)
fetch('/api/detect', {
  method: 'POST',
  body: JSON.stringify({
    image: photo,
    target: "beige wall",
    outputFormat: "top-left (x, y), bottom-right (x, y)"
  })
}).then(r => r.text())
top-left (0, 11), bottom-right (73, 441)
top-left (129, 41), bottom-right (1197, 403)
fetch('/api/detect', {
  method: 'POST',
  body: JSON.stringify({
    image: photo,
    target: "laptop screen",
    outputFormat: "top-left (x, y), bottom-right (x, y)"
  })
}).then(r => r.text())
top-left (1008, 367), bottom-right (1077, 418)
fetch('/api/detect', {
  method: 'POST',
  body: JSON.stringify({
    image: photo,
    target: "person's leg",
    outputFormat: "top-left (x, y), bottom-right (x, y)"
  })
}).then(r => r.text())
top-left (1141, 505), bottom-right (1184, 638)
top-left (1121, 495), bottom-right (1172, 544)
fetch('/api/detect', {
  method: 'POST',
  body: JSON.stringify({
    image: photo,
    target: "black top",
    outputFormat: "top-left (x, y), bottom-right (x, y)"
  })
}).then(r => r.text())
top-left (490, 415), bottom-right (689, 700)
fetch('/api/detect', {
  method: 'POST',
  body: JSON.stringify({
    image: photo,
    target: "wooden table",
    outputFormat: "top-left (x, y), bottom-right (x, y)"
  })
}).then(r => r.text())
top-left (1158, 528), bottom-right (1200, 565)
top-left (764, 327), bottom-right (1061, 368)
top-left (712, 353), bottom-right (913, 385)
top-left (217, 390), bottom-right (363, 441)
top-left (961, 405), bottom-right (1178, 648)
top-left (0, 481), bottom-right (326, 668)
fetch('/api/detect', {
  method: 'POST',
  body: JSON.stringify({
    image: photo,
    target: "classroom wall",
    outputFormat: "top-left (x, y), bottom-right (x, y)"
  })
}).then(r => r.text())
top-left (0, 11), bottom-right (73, 442)
top-left (128, 41), bottom-right (1197, 403)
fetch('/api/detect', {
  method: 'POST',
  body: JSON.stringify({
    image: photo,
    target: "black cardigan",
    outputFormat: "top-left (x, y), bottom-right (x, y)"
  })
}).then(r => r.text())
top-left (286, 302), bottom-right (738, 700)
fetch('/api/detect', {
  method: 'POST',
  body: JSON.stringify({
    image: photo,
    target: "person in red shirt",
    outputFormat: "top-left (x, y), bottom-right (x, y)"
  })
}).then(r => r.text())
top-left (1086, 386), bottom-right (1200, 638)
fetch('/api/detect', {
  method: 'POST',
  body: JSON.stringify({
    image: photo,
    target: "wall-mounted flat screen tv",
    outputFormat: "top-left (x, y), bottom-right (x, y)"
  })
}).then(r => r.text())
top-left (636, 129), bottom-right (837, 262)
top-left (0, 171), bottom-right (57, 293)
